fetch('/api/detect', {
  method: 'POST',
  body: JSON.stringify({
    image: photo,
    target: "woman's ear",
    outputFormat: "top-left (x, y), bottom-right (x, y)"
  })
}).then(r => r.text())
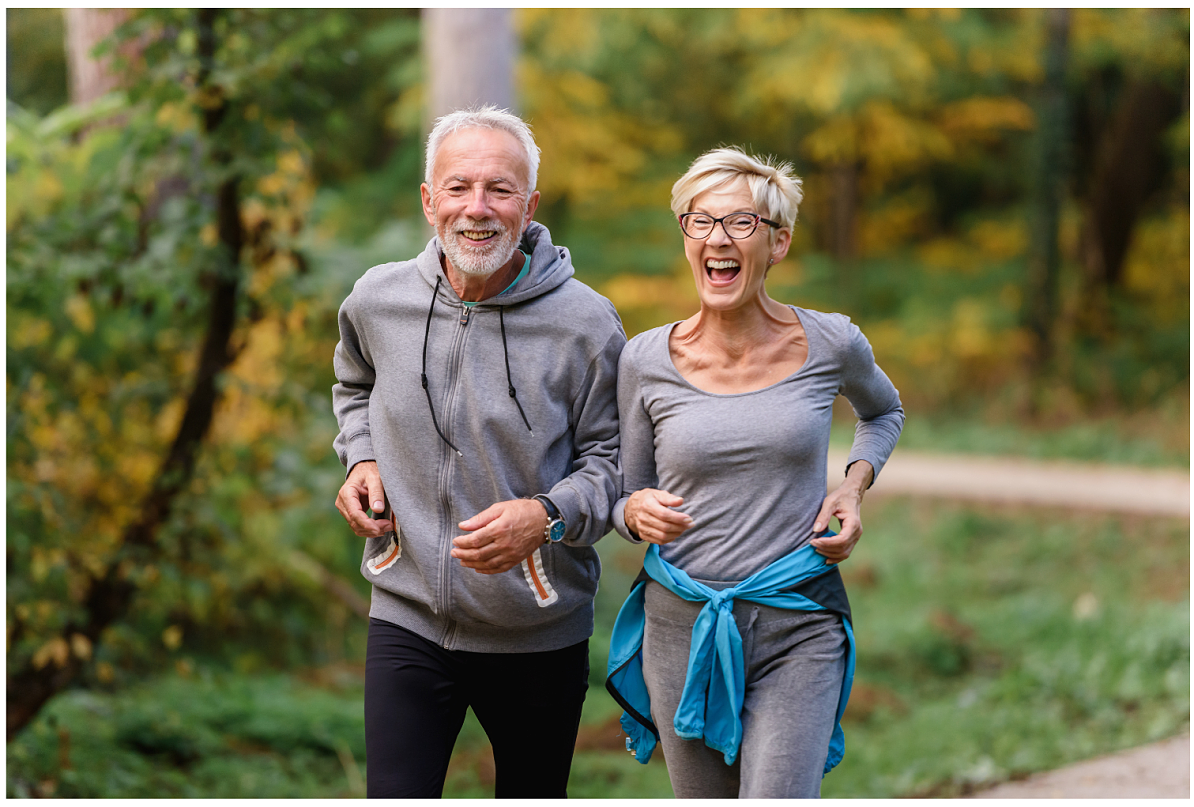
top-left (771, 227), bottom-right (792, 265)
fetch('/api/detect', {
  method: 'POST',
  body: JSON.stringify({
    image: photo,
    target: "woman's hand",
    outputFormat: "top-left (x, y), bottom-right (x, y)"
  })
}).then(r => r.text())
top-left (625, 488), bottom-right (693, 545)
top-left (810, 460), bottom-right (875, 564)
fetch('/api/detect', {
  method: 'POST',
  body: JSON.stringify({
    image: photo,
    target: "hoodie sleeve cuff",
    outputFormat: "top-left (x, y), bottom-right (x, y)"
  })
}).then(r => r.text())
top-left (545, 485), bottom-right (583, 542)
top-left (344, 433), bottom-right (376, 478)
top-left (612, 497), bottom-right (644, 544)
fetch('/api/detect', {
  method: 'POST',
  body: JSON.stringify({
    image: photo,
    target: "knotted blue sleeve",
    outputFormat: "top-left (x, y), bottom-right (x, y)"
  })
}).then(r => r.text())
top-left (606, 542), bottom-right (856, 774)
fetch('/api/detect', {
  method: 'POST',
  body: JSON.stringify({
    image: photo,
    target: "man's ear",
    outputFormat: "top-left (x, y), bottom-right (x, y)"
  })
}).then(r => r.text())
top-left (523, 190), bottom-right (540, 229)
top-left (420, 184), bottom-right (437, 227)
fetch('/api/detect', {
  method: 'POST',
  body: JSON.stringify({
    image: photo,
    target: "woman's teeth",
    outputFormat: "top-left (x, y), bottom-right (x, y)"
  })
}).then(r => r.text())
top-left (706, 259), bottom-right (741, 283)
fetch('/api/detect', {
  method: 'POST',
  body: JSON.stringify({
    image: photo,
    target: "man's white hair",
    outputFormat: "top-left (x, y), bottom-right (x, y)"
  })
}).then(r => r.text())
top-left (424, 105), bottom-right (541, 195)
top-left (671, 147), bottom-right (804, 237)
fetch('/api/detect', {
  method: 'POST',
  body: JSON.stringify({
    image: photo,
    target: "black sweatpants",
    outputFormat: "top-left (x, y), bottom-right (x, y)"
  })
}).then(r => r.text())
top-left (364, 618), bottom-right (590, 798)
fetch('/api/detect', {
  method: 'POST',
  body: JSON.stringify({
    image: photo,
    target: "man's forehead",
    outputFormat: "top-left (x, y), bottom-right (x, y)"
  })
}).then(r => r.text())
top-left (433, 127), bottom-right (528, 183)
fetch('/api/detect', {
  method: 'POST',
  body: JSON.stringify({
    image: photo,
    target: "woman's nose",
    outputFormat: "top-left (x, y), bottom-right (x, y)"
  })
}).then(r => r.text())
top-left (706, 220), bottom-right (734, 245)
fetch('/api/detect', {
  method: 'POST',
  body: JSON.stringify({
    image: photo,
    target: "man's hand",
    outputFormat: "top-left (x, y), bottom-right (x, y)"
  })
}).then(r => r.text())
top-left (335, 460), bottom-right (393, 538)
top-left (624, 488), bottom-right (693, 545)
top-left (810, 460), bottom-right (874, 564)
top-left (451, 499), bottom-right (551, 574)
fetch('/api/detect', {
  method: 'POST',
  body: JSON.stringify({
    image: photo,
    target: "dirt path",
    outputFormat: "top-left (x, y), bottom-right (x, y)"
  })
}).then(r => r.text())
top-left (971, 733), bottom-right (1190, 799)
top-left (828, 449), bottom-right (1190, 517)
top-left (830, 448), bottom-right (1189, 798)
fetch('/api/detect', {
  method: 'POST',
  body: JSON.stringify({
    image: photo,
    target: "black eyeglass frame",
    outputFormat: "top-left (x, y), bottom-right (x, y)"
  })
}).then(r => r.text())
top-left (678, 211), bottom-right (782, 240)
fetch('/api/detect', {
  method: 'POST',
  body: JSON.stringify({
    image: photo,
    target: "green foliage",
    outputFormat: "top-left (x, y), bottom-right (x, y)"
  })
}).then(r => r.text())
top-left (6, 9), bottom-right (397, 695)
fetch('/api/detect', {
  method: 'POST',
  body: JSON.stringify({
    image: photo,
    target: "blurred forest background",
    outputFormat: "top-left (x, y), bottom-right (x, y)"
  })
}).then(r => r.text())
top-left (7, 8), bottom-right (1189, 798)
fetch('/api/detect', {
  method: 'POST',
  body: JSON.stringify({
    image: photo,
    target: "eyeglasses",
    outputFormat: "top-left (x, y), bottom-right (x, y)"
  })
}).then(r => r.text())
top-left (679, 211), bottom-right (781, 240)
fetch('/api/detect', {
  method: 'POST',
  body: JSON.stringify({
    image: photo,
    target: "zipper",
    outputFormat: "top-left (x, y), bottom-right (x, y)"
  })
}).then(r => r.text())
top-left (436, 302), bottom-right (471, 648)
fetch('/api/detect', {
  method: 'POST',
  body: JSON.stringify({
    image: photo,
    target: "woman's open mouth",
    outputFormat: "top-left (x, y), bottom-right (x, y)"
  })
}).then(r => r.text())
top-left (705, 258), bottom-right (741, 286)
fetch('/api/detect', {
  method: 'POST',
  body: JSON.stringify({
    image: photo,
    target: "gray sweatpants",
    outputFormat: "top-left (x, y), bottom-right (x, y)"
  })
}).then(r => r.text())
top-left (641, 581), bottom-right (848, 799)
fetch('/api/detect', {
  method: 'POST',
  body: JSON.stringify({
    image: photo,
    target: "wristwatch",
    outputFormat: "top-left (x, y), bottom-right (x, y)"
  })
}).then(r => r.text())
top-left (533, 494), bottom-right (566, 544)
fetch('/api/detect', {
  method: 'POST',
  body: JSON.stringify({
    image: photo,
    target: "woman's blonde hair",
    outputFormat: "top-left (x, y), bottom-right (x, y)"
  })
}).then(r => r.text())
top-left (670, 147), bottom-right (804, 236)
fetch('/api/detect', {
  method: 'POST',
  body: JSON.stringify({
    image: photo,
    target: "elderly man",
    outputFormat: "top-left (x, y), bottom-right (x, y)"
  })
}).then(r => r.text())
top-left (332, 106), bottom-right (625, 798)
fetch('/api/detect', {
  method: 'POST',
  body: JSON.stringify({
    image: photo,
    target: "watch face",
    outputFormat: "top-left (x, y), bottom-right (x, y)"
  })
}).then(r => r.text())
top-left (548, 520), bottom-right (566, 543)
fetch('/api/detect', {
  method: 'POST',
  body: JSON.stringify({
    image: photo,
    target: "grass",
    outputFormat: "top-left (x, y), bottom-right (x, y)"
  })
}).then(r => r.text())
top-left (8, 499), bottom-right (1188, 798)
top-left (819, 498), bottom-right (1189, 797)
top-left (5, 667), bottom-right (369, 798)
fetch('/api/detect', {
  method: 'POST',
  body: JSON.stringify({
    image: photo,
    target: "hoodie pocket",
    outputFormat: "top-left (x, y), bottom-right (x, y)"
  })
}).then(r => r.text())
top-left (362, 529), bottom-right (401, 576)
top-left (520, 547), bottom-right (559, 607)
top-left (452, 545), bottom-right (598, 628)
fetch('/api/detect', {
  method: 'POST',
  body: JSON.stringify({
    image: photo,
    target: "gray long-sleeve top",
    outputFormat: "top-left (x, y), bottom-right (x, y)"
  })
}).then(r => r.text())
top-left (612, 307), bottom-right (904, 583)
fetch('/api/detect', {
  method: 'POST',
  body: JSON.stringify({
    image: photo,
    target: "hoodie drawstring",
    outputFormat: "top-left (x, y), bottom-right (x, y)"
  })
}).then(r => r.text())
top-left (422, 276), bottom-right (462, 457)
top-left (421, 276), bottom-right (535, 457)
top-left (500, 306), bottom-right (534, 436)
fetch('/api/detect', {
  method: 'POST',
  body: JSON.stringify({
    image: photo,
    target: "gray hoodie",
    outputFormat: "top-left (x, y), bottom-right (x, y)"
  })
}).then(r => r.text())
top-left (333, 221), bottom-right (626, 652)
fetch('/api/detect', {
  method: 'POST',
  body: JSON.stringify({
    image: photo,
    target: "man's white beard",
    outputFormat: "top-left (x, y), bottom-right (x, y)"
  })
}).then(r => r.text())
top-left (438, 215), bottom-right (523, 278)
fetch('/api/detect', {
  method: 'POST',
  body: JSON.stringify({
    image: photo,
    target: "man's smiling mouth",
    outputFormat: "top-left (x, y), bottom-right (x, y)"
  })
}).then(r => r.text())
top-left (460, 229), bottom-right (497, 243)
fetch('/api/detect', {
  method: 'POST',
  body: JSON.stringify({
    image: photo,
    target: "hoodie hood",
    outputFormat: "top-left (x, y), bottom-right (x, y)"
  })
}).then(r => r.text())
top-left (416, 220), bottom-right (575, 307)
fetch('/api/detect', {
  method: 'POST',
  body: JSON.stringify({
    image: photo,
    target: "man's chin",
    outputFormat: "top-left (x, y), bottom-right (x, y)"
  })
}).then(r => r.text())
top-left (446, 245), bottom-right (517, 278)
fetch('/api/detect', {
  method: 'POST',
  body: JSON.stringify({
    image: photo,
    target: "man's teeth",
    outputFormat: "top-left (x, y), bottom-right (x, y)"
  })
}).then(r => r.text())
top-left (461, 230), bottom-right (496, 240)
top-left (707, 260), bottom-right (740, 269)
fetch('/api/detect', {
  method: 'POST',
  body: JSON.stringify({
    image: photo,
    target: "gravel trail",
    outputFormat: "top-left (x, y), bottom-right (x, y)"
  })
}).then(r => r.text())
top-left (827, 448), bottom-right (1190, 517)
top-left (970, 733), bottom-right (1190, 799)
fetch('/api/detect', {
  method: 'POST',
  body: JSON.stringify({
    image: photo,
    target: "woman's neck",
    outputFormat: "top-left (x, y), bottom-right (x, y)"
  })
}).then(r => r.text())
top-left (677, 294), bottom-right (797, 359)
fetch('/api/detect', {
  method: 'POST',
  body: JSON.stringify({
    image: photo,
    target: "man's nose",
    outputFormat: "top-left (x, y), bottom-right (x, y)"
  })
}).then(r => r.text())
top-left (462, 188), bottom-right (493, 219)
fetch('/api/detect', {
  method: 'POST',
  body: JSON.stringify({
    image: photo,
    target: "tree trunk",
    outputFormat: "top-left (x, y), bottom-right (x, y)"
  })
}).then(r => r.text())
top-left (1024, 8), bottom-right (1070, 374)
top-left (7, 8), bottom-right (243, 741)
top-left (422, 8), bottom-right (516, 120)
top-left (826, 160), bottom-right (860, 262)
top-left (1076, 77), bottom-right (1184, 336)
top-left (63, 8), bottom-right (128, 104)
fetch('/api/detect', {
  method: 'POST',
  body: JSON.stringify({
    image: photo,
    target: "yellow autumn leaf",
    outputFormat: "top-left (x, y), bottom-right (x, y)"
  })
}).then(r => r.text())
top-left (162, 625), bottom-right (184, 651)
top-left (32, 637), bottom-right (70, 670)
top-left (70, 633), bottom-right (92, 661)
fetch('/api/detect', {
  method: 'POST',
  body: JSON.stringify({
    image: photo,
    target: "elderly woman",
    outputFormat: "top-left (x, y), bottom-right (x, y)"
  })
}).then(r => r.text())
top-left (605, 148), bottom-right (904, 798)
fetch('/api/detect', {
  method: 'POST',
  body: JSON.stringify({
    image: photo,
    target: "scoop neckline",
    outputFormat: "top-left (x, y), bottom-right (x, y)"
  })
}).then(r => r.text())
top-left (661, 305), bottom-right (815, 398)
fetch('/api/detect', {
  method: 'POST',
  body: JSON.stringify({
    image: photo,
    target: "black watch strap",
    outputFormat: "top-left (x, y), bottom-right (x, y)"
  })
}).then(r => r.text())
top-left (533, 494), bottom-right (561, 522)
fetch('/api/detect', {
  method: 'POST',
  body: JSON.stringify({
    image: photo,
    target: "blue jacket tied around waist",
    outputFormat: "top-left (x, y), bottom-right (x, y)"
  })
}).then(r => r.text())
top-left (605, 541), bottom-right (856, 772)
